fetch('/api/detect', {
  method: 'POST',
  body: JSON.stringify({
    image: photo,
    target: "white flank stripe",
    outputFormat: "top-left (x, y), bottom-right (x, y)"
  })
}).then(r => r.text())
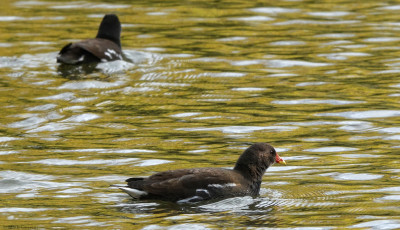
top-left (208, 183), bottom-right (237, 188)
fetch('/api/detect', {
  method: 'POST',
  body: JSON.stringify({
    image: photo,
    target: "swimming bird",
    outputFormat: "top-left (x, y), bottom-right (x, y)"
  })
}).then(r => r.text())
top-left (57, 14), bottom-right (122, 64)
top-left (118, 143), bottom-right (286, 202)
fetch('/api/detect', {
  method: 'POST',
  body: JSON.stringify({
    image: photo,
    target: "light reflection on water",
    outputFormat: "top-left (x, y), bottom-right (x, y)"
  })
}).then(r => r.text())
top-left (1, 0), bottom-right (400, 229)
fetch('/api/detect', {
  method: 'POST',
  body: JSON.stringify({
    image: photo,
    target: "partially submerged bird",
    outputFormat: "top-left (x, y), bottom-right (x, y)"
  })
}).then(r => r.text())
top-left (118, 143), bottom-right (286, 202)
top-left (57, 14), bottom-right (122, 64)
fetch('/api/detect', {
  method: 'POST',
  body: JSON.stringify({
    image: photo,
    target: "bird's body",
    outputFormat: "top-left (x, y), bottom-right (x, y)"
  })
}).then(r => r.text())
top-left (57, 14), bottom-right (122, 64)
top-left (119, 143), bottom-right (285, 202)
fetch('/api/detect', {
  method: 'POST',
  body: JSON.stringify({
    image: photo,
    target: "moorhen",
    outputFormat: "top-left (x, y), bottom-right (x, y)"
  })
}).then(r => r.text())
top-left (57, 14), bottom-right (122, 64)
top-left (118, 142), bottom-right (286, 202)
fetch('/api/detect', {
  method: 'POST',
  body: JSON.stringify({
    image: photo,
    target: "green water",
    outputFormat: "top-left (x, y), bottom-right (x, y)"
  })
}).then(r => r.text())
top-left (1, 0), bottom-right (400, 229)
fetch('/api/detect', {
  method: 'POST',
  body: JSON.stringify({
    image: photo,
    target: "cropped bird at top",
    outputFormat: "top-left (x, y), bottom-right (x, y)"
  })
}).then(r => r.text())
top-left (117, 143), bottom-right (286, 202)
top-left (57, 14), bottom-right (122, 64)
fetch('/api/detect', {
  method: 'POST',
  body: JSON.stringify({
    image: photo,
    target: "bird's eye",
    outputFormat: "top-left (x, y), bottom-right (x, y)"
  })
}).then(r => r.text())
top-left (270, 149), bottom-right (275, 155)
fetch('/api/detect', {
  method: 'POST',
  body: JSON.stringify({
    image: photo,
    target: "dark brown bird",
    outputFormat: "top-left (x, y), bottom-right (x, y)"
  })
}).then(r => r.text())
top-left (57, 14), bottom-right (122, 64)
top-left (118, 143), bottom-right (286, 202)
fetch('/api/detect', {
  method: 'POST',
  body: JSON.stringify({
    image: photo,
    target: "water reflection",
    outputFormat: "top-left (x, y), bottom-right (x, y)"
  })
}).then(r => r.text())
top-left (57, 63), bottom-right (98, 79)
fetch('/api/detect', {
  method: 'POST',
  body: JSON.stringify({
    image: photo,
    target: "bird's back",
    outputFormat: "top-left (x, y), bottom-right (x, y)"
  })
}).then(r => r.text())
top-left (126, 167), bottom-right (251, 202)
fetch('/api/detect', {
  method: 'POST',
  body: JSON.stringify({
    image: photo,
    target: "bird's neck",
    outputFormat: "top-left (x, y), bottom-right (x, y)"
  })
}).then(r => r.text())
top-left (234, 163), bottom-right (268, 184)
top-left (96, 32), bottom-right (121, 47)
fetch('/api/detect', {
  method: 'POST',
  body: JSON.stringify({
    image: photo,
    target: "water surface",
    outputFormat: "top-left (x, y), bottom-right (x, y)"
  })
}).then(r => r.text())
top-left (1, 0), bottom-right (400, 229)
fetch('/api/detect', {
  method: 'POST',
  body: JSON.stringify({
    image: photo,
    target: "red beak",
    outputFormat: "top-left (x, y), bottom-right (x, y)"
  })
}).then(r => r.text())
top-left (276, 153), bottom-right (286, 165)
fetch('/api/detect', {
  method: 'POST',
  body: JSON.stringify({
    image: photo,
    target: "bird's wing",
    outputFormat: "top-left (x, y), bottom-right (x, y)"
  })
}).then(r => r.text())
top-left (74, 39), bottom-right (122, 61)
top-left (142, 168), bottom-right (240, 199)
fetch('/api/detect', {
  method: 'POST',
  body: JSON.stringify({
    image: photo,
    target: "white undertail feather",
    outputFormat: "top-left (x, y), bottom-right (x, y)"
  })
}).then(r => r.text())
top-left (118, 187), bottom-right (148, 199)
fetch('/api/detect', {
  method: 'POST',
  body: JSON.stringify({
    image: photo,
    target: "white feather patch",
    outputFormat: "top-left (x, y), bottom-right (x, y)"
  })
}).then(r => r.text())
top-left (196, 188), bottom-right (210, 196)
top-left (207, 183), bottom-right (237, 188)
top-left (104, 49), bottom-right (120, 59)
top-left (177, 196), bottom-right (202, 203)
top-left (119, 187), bottom-right (148, 199)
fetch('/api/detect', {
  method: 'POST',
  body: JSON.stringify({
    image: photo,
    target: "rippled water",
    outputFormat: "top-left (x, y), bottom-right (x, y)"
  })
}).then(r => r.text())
top-left (1, 0), bottom-right (400, 229)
